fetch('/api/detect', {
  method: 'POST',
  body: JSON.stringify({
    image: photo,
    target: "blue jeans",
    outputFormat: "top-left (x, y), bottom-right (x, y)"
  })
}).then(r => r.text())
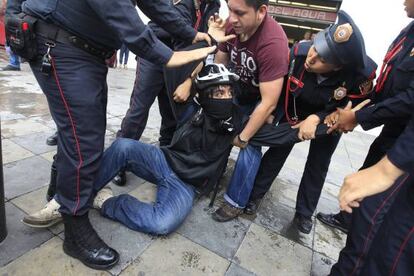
top-left (6, 45), bottom-right (20, 68)
top-left (119, 44), bottom-right (129, 65)
top-left (224, 100), bottom-right (262, 208)
top-left (93, 138), bottom-right (195, 235)
top-left (224, 144), bottom-right (262, 208)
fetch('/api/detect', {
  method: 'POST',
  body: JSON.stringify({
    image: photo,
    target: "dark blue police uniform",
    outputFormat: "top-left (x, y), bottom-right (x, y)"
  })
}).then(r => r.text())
top-left (248, 12), bottom-right (377, 233)
top-left (7, 0), bottom-right (201, 216)
top-left (116, 0), bottom-right (220, 146)
top-left (6, 0), bottom-right (208, 269)
top-left (331, 21), bottom-right (414, 276)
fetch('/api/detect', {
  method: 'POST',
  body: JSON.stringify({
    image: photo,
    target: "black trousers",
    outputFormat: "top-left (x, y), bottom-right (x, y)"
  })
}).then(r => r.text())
top-left (360, 177), bottom-right (414, 276)
top-left (30, 35), bottom-right (108, 215)
top-left (334, 131), bottom-right (398, 227)
top-left (250, 132), bottom-right (341, 218)
top-left (331, 174), bottom-right (412, 276)
top-left (116, 57), bottom-right (176, 146)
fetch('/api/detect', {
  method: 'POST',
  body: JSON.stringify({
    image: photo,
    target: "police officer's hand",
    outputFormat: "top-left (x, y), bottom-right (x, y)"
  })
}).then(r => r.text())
top-left (338, 156), bottom-right (404, 213)
top-left (208, 13), bottom-right (236, 43)
top-left (166, 46), bottom-right (217, 67)
top-left (193, 32), bottom-right (212, 45)
top-left (327, 100), bottom-right (371, 134)
top-left (324, 111), bottom-right (339, 127)
top-left (292, 114), bottom-right (320, 141)
top-left (173, 78), bottom-right (192, 103)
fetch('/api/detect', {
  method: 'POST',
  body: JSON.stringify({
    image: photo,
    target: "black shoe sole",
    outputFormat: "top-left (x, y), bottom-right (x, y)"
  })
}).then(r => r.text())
top-left (316, 216), bottom-right (348, 234)
top-left (63, 243), bottom-right (119, 270)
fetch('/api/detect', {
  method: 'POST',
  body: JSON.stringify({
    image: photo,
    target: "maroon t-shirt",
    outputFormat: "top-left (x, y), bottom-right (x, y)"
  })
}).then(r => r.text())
top-left (219, 15), bottom-right (289, 99)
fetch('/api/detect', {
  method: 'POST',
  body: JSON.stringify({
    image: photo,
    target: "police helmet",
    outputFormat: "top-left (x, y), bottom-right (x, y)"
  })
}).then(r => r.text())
top-left (195, 63), bottom-right (239, 91)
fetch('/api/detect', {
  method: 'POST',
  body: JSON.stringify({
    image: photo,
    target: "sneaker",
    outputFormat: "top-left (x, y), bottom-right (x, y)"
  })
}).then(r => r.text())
top-left (93, 187), bottom-right (114, 209)
top-left (294, 213), bottom-right (313, 234)
top-left (0, 65), bottom-right (20, 71)
top-left (212, 202), bottom-right (243, 222)
top-left (22, 198), bottom-right (62, 228)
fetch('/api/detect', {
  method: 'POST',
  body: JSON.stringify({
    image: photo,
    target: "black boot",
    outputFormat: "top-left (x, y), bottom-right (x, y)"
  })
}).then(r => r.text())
top-left (46, 157), bottom-right (57, 202)
top-left (112, 170), bottom-right (126, 186)
top-left (46, 131), bottom-right (58, 146)
top-left (62, 213), bottom-right (119, 270)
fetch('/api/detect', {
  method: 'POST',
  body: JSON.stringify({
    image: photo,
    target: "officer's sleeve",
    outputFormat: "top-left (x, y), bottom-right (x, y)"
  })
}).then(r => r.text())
top-left (87, 0), bottom-right (173, 65)
top-left (137, 0), bottom-right (197, 43)
top-left (355, 85), bottom-right (414, 130)
top-left (6, 0), bottom-right (25, 15)
top-left (387, 114), bottom-right (414, 172)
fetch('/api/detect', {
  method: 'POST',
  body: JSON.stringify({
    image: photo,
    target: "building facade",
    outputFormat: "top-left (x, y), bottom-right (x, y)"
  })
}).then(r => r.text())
top-left (268, 0), bottom-right (343, 46)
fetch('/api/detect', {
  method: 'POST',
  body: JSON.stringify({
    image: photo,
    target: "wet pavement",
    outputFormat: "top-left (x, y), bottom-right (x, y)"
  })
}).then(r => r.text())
top-left (0, 52), bottom-right (377, 276)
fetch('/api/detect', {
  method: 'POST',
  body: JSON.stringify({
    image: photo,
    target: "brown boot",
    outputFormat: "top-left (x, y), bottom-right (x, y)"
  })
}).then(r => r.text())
top-left (212, 202), bottom-right (243, 222)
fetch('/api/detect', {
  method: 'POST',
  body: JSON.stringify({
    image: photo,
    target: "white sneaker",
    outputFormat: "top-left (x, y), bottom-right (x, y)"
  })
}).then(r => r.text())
top-left (22, 198), bottom-right (62, 228)
top-left (93, 186), bottom-right (114, 209)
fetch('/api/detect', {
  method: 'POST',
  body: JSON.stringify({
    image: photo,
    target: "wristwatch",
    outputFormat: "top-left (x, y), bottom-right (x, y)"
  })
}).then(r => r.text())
top-left (237, 134), bottom-right (248, 146)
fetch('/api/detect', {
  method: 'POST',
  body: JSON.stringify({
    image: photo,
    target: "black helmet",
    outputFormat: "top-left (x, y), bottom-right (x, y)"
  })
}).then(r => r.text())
top-left (195, 63), bottom-right (239, 91)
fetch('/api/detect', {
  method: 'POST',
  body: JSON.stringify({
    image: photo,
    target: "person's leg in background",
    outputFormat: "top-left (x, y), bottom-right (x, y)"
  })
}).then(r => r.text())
top-left (1, 44), bottom-right (21, 71)
top-left (123, 47), bottom-right (129, 69)
top-left (113, 58), bottom-right (168, 186)
top-left (157, 88), bottom-right (176, 146)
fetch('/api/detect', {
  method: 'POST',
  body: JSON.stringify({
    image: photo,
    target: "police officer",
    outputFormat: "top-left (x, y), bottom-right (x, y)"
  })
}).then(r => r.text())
top-left (113, 0), bottom-right (221, 186)
top-left (240, 11), bottom-right (377, 234)
top-left (5, 0), bottom-right (221, 270)
top-left (323, 1), bottom-right (414, 273)
top-left (317, 2), bottom-right (414, 238)
top-left (334, 116), bottom-right (414, 275)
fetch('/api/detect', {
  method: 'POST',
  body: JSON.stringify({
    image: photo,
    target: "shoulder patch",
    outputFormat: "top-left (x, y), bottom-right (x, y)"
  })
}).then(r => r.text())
top-left (173, 0), bottom-right (182, 5)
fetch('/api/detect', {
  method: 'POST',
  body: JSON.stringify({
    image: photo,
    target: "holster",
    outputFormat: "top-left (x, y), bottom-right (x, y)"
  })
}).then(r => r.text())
top-left (5, 13), bottom-right (38, 61)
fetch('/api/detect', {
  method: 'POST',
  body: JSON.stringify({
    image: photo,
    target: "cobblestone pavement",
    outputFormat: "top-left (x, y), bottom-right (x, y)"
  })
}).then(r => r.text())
top-left (0, 54), bottom-right (376, 276)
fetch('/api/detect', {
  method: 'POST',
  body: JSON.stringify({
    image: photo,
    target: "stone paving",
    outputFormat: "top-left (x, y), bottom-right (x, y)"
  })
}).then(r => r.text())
top-left (0, 51), bottom-right (377, 276)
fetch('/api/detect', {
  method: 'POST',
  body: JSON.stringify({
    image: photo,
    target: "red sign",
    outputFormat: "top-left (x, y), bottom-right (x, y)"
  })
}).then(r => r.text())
top-left (268, 5), bottom-right (337, 23)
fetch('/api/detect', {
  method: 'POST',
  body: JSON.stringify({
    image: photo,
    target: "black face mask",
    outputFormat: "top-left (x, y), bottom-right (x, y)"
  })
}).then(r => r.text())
top-left (200, 98), bottom-right (233, 120)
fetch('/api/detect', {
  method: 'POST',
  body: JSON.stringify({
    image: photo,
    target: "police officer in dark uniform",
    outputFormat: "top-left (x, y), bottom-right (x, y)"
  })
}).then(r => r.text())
top-left (322, 1), bottom-right (414, 272)
top-left (244, 11), bottom-right (377, 234)
top-left (5, 0), bottom-right (219, 270)
top-left (332, 115), bottom-right (414, 276)
top-left (317, 7), bottom-right (414, 237)
top-left (113, 0), bottom-right (221, 186)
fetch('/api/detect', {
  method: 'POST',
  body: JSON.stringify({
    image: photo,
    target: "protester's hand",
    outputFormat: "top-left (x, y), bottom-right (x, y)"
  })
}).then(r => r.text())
top-left (232, 135), bottom-right (248, 149)
top-left (338, 156), bottom-right (404, 213)
top-left (192, 32), bottom-right (212, 45)
top-left (327, 99), bottom-right (371, 134)
top-left (173, 78), bottom-right (192, 103)
top-left (324, 111), bottom-right (339, 127)
top-left (208, 13), bottom-right (236, 43)
top-left (292, 114), bottom-right (319, 141)
top-left (166, 46), bottom-right (217, 67)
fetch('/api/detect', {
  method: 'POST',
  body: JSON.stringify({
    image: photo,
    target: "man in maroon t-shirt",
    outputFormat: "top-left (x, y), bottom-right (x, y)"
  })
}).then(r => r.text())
top-left (212, 0), bottom-right (289, 221)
